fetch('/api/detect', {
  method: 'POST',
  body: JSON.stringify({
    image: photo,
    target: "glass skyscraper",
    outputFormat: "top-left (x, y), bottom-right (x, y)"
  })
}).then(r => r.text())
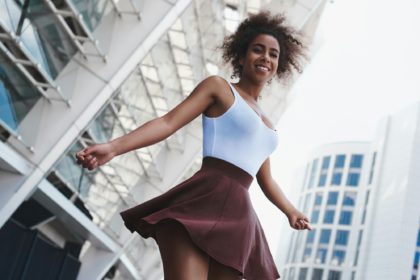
top-left (277, 102), bottom-right (420, 280)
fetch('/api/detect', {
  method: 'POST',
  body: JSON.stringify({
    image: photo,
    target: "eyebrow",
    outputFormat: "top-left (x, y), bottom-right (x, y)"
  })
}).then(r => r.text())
top-left (252, 43), bottom-right (279, 53)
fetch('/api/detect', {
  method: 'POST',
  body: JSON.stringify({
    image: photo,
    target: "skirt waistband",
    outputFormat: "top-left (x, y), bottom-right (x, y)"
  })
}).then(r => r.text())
top-left (201, 157), bottom-right (253, 188)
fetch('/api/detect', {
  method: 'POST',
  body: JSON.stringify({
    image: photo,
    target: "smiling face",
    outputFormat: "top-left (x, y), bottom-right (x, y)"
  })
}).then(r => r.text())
top-left (239, 34), bottom-right (280, 83)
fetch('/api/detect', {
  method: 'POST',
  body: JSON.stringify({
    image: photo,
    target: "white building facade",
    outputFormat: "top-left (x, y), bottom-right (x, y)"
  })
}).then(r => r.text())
top-left (277, 101), bottom-right (420, 280)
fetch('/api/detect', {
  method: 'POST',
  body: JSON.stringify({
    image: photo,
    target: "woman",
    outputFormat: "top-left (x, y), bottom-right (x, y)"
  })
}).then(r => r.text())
top-left (76, 11), bottom-right (311, 280)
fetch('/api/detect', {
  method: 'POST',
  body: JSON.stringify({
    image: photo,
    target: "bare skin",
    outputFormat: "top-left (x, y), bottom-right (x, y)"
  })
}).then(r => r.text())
top-left (76, 34), bottom-right (311, 280)
top-left (155, 220), bottom-right (241, 280)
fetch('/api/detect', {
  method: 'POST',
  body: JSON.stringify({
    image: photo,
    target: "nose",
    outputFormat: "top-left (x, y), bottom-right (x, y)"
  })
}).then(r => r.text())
top-left (262, 51), bottom-right (270, 62)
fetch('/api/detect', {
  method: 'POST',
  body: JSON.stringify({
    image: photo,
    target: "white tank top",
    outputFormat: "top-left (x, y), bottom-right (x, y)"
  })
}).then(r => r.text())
top-left (202, 81), bottom-right (278, 176)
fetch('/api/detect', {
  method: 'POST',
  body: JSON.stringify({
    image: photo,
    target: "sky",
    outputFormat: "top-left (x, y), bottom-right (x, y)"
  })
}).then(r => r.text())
top-left (249, 0), bottom-right (420, 257)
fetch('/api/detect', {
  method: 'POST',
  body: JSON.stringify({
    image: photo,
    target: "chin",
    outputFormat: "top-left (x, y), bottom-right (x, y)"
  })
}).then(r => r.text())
top-left (253, 73), bottom-right (273, 83)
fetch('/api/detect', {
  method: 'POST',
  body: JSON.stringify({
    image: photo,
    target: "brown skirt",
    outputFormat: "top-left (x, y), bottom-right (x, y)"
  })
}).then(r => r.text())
top-left (120, 157), bottom-right (280, 280)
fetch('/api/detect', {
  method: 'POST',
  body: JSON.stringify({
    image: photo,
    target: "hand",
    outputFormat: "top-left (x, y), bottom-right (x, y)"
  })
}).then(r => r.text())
top-left (75, 142), bottom-right (116, 170)
top-left (287, 209), bottom-right (312, 230)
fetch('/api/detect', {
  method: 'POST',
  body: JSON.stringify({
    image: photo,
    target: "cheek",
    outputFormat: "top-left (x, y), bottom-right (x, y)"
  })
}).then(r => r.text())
top-left (271, 61), bottom-right (279, 73)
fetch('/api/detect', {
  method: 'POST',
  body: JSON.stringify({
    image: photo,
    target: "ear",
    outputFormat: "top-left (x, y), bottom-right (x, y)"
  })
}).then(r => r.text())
top-left (239, 56), bottom-right (244, 66)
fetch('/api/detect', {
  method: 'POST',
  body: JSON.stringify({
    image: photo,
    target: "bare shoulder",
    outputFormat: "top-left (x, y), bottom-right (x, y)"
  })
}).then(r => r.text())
top-left (197, 75), bottom-right (230, 98)
top-left (162, 76), bottom-right (231, 132)
top-left (198, 76), bottom-right (234, 117)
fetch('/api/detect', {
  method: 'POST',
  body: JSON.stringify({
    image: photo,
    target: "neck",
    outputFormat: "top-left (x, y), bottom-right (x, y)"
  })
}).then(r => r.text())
top-left (235, 77), bottom-right (265, 102)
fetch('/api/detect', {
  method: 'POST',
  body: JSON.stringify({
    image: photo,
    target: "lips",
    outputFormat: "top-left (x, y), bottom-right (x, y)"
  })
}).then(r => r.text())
top-left (255, 64), bottom-right (270, 72)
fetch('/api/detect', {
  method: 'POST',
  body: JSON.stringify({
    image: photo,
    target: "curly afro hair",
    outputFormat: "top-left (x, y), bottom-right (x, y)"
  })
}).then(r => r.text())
top-left (221, 11), bottom-right (306, 81)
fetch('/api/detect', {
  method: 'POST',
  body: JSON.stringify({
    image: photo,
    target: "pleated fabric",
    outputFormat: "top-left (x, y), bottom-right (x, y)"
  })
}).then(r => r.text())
top-left (120, 157), bottom-right (280, 280)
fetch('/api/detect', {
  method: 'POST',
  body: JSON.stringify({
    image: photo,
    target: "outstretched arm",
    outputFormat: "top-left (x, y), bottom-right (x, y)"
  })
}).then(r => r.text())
top-left (76, 76), bottom-right (224, 170)
top-left (256, 158), bottom-right (312, 230)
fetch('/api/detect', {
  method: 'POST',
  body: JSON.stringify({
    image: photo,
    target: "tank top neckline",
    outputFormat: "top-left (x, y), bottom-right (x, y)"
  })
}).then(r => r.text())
top-left (228, 82), bottom-right (277, 133)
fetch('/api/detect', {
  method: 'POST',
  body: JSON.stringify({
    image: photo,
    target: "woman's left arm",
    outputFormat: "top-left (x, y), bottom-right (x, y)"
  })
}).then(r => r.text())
top-left (256, 158), bottom-right (312, 230)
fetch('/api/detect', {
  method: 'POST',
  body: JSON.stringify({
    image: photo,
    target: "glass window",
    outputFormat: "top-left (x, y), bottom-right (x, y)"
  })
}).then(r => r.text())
top-left (316, 248), bottom-right (328, 264)
top-left (302, 248), bottom-right (312, 262)
top-left (25, 1), bottom-right (79, 79)
top-left (328, 270), bottom-right (342, 280)
top-left (320, 229), bottom-right (331, 244)
top-left (413, 251), bottom-right (419, 269)
top-left (311, 210), bottom-right (320, 224)
top-left (346, 173), bottom-right (360, 186)
top-left (335, 230), bottom-right (350, 246)
top-left (298, 268), bottom-right (308, 280)
top-left (286, 233), bottom-right (296, 263)
top-left (303, 193), bottom-right (312, 213)
top-left (322, 156), bottom-right (331, 169)
top-left (334, 154), bottom-right (346, 168)
top-left (312, 269), bottom-right (323, 280)
top-left (303, 163), bottom-right (310, 190)
top-left (318, 156), bottom-right (330, 187)
top-left (318, 174), bottom-right (327, 187)
top-left (71, 0), bottom-right (111, 32)
top-left (292, 232), bottom-right (304, 263)
top-left (323, 210), bottom-right (335, 224)
top-left (331, 250), bottom-right (346, 265)
top-left (315, 193), bottom-right (323, 206)
top-left (290, 267), bottom-right (296, 279)
top-left (343, 192), bottom-right (357, 206)
top-left (0, 53), bottom-right (42, 131)
top-left (331, 173), bottom-right (342, 186)
top-left (308, 159), bottom-right (319, 188)
top-left (283, 269), bottom-right (288, 279)
top-left (331, 155), bottom-right (345, 186)
top-left (327, 192), bottom-right (339, 205)
top-left (350, 154), bottom-right (364, 168)
top-left (307, 230), bottom-right (316, 244)
top-left (339, 211), bottom-right (353, 225)
top-left (368, 152), bottom-right (377, 185)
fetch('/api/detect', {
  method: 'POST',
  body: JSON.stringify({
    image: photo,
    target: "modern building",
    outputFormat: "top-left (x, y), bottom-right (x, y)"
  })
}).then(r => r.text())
top-left (277, 101), bottom-right (420, 280)
top-left (0, 0), bottom-right (327, 279)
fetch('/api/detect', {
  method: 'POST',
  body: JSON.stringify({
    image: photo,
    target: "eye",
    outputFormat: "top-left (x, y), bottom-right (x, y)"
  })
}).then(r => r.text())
top-left (270, 53), bottom-right (278, 58)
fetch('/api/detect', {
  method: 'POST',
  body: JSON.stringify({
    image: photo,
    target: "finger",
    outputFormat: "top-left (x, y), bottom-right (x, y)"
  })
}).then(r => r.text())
top-left (92, 161), bottom-right (99, 170)
top-left (303, 220), bottom-right (312, 230)
top-left (298, 219), bottom-right (307, 230)
top-left (88, 157), bottom-right (98, 170)
top-left (82, 158), bottom-right (92, 169)
top-left (299, 221), bottom-right (305, 230)
top-left (81, 146), bottom-right (94, 157)
top-left (82, 162), bottom-right (89, 169)
top-left (88, 156), bottom-right (97, 166)
top-left (75, 152), bottom-right (84, 161)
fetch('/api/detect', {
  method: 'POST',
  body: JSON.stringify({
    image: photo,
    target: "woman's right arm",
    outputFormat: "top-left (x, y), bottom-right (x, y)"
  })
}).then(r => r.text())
top-left (76, 76), bottom-right (224, 170)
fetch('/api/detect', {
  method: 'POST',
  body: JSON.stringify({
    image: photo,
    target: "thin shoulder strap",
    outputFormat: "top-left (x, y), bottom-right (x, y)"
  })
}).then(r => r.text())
top-left (224, 78), bottom-right (238, 98)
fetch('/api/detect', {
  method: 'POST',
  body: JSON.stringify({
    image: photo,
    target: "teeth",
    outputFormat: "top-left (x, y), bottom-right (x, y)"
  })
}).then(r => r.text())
top-left (256, 65), bottom-right (269, 71)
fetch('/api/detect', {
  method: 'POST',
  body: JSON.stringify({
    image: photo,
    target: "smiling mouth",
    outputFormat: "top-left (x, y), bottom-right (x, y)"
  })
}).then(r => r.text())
top-left (255, 65), bottom-right (270, 72)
